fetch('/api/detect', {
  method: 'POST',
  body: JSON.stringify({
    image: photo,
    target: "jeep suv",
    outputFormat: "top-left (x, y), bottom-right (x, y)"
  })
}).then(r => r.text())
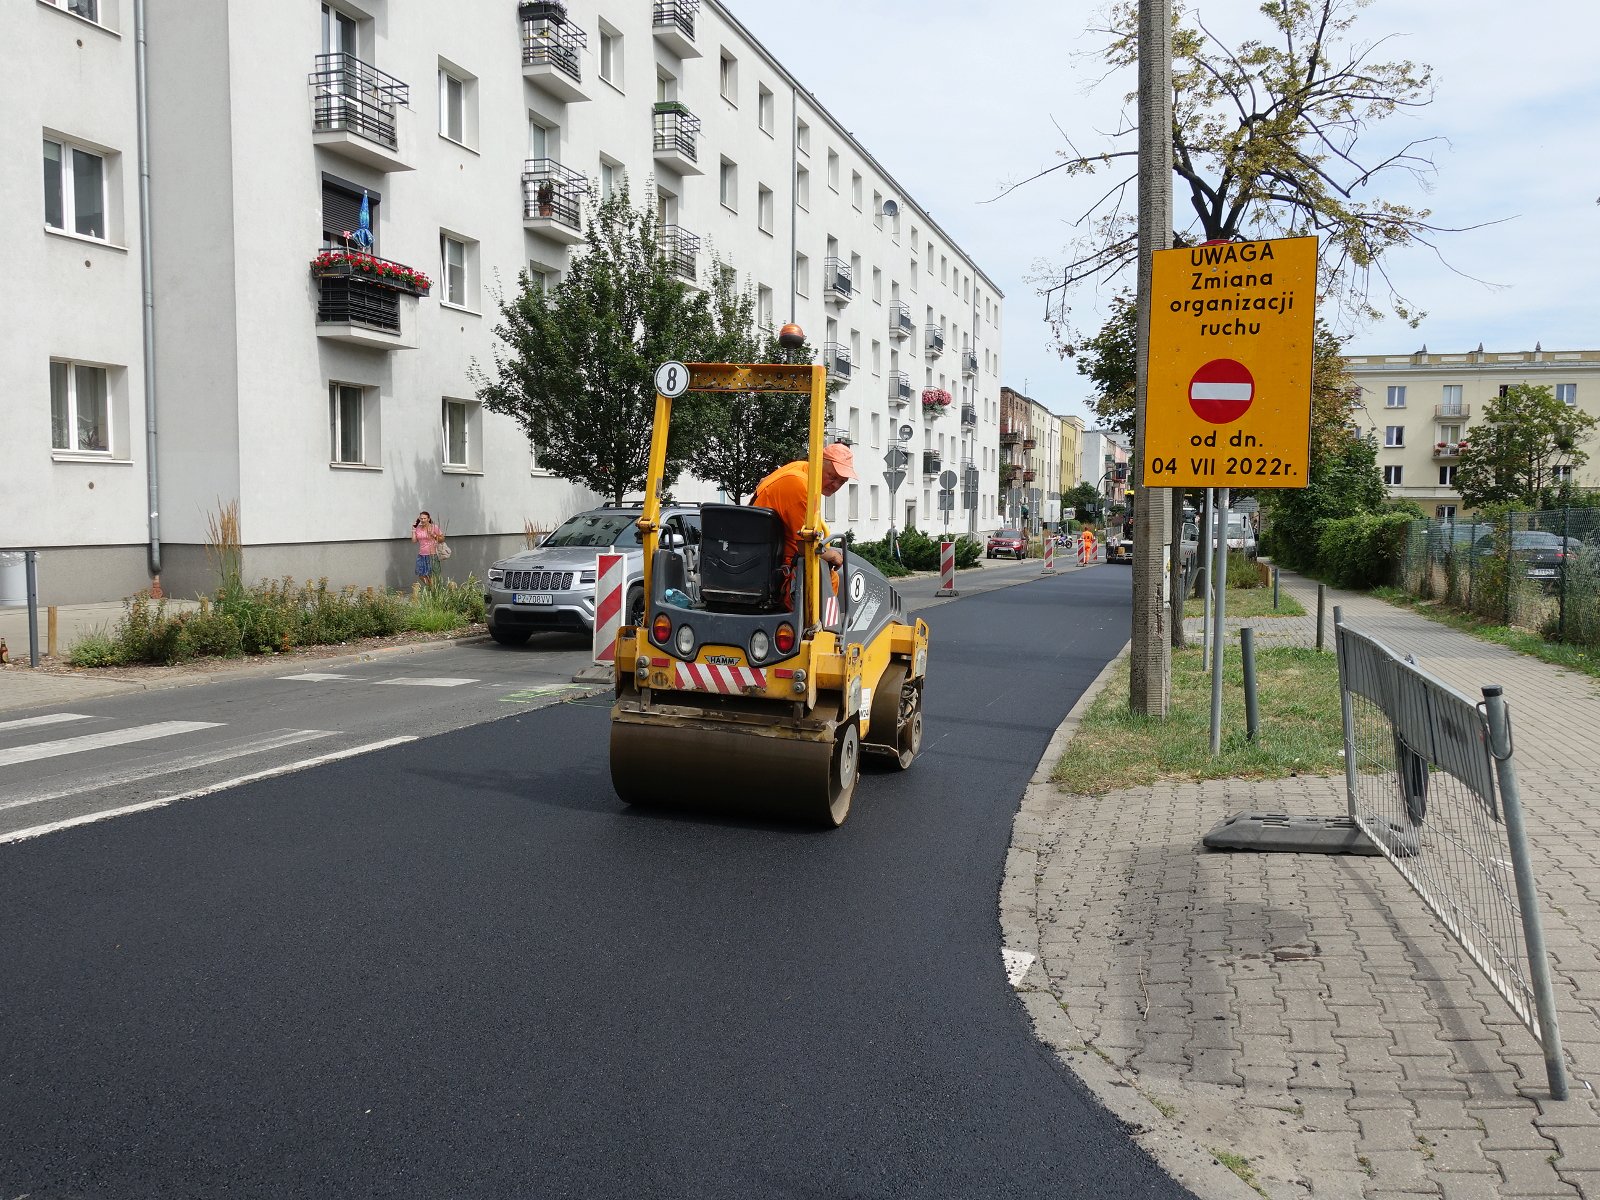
top-left (484, 505), bottom-right (701, 645)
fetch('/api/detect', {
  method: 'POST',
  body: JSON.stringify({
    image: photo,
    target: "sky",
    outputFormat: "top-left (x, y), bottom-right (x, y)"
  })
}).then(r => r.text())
top-left (728, 0), bottom-right (1600, 426)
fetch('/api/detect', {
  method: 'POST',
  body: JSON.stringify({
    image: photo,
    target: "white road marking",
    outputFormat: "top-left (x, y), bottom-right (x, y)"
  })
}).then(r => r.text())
top-left (0, 721), bottom-right (222, 768)
top-left (0, 728), bottom-right (335, 814)
top-left (1002, 948), bottom-right (1036, 987)
top-left (0, 713), bottom-right (93, 733)
top-left (372, 677), bottom-right (477, 687)
top-left (0, 736), bottom-right (418, 846)
top-left (278, 672), bottom-right (354, 682)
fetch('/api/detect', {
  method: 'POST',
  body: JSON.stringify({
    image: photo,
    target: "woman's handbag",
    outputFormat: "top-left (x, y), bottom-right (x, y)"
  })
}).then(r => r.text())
top-left (436, 540), bottom-right (453, 560)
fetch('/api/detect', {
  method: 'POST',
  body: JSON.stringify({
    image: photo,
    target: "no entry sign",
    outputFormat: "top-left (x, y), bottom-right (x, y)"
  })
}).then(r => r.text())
top-left (1142, 236), bottom-right (1316, 489)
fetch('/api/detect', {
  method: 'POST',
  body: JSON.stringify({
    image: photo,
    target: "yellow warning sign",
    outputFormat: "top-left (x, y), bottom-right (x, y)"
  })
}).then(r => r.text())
top-left (1142, 235), bottom-right (1316, 489)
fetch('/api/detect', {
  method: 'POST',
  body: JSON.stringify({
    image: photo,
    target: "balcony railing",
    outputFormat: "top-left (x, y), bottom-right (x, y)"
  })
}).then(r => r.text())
top-left (823, 341), bottom-right (852, 379)
top-left (823, 256), bottom-right (853, 300)
top-left (311, 249), bottom-right (432, 297)
top-left (661, 225), bottom-right (699, 282)
top-left (925, 325), bottom-right (945, 355)
top-left (922, 451), bottom-right (942, 476)
top-left (1022, 436), bottom-right (1037, 450)
top-left (889, 301), bottom-right (913, 338)
top-left (1435, 402), bottom-right (1471, 419)
top-left (1433, 442), bottom-right (1467, 460)
top-left (309, 53), bottom-right (410, 151)
top-left (652, 102), bottom-right (701, 163)
top-left (1000, 429), bottom-right (1022, 445)
top-left (317, 275), bottom-right (401, 334)
top-left (887, 370), bottom-right (911, 404)
top-left (521, 158), bottom-right (589, 232)
top-left (653, 0), bottom-right (698, 42)
top-left (961, 349), bottom-right (977, 376)
top-left (961, 404), bottom-right (977, 426)
top-left (521, 12), bottom-right (587, 82)
top-left (1023, 469), bottom-right (1038, 482)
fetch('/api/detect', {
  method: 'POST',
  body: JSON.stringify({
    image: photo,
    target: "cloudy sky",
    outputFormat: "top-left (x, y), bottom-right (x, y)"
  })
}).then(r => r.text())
top-left (729, 0), bottom-right (1600, 425)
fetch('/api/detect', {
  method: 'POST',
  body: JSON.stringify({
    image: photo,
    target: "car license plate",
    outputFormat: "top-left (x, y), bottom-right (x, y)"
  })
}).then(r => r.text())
top-left (513, 593), bottom-right (553, 606)
top-left (1529, 569), bottom-right (1556, 578)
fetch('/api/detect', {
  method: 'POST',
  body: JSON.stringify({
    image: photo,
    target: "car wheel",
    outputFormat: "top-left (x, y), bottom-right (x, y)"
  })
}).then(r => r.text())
top-left (626, 585), bottom-right (646, 628)
top-left (489, 622), bottom-right (531, 647)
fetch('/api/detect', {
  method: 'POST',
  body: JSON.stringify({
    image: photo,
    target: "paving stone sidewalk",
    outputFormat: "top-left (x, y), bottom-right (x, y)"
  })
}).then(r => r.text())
top-left (1005, 572), bottom-right (1600, 1200)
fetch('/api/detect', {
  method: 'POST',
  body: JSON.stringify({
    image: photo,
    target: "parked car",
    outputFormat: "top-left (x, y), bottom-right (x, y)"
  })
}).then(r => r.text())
top-left (1225, 514), bottom-right (1257, 558)
top-left (987, 529), bottom-right (1027, 559)
top-left (1472, 529), bottom-right (1583, 588)
top-left (484, 505), bottom-right (701, 645)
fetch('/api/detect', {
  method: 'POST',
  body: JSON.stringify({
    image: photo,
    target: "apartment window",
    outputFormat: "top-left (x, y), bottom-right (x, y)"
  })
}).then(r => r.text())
top-left (871, 267), bottom-right (882, 303)
top-left (599, 158), bottom-right (619, 200)
top-left (440, 233), bottom-right (471, 308)
top-left (49, 360), bottom-right (110, 454)
top-left (848, 407), bottom-right (861, 444)
top-left (850, 254), bottom-right (862, 295)
top-left (1557, 383), bottom-right (1578, 406)
top-left (1438, 465), bottom-right (1457, 486)
top-left (795, 253), bottom-right (809, 297)
top-left (1439, 423), bottom-right (1462, 445)
top-left (322, 179), bottom-right (377, 249)
top-left (796, 119), bottom-right (810, 155)
top-left (442, 399), bottom-right (482, 471)
top-left (437, 65), bottom-right (471, 146)
top-left (1383, 464), bottom-right (1404, 485)
top-left (1384, 425), bottom-right (1404, 448)
top-left (1441, 384), bottom-right (1464, 412)
top-left (329, 383), bottom-right (372, 466)
top-left (1437, 504), bottom-right (1457, 521)
top-left (757, 84), bottom-right (774, 134)
top-left (796, 165), bottom-right (810, 210)
top-left (851, 171), bottom-right (863, 210)
top-left (1554, 464), bottom-right (1575, 483)
top-left (871, 412), bottom-right (881, 447)
top-left (598, 25), bottom-right (622, 86)
top-left (824, 492), bottom-right (836, 523)
top-left (909, 261), bottom-right (918, 293)
top-left (526, 263), bottom-right (553, 291)
top-left (1385, 385), bottom-right (1406, 408)
top-left (872, 191), bottom-right (883, 229)
top-left (940, 256), bottom-right (948, 286)
top-left (757, 185), bottom-right (773, 234)
top-left (719, 158), bottom-right (738, 211)
top-left (870, 340), bottom-right (881, 376)
top-left (827, 149), bottom-right (839, 191)
top-left (43, 137), bottom-right (107, 240)
top-left (847, 483), bottom-right (859, 521)
top-left (911, 227), bottom-right (919, 253)
top-left (850, 331), bottom-right (861, 377)
top-left (757, 285), bottom-right (774, 330)
top-left (719, 51), bottom-right (738, 105)
top-left (870, 485), bottom-right (880, 520)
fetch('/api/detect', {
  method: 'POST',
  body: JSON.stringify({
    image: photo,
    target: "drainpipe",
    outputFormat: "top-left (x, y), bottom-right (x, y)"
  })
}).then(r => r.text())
top-left (135, 0), bottom-right (161, 582)
top-left (788, 81), bottom-right (797, 321)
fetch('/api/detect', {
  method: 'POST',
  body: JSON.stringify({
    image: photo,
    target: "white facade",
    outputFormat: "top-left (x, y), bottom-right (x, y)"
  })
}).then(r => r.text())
top-left (3, 0), bottom-right (1004, 602)
top-left (1080, 429), bottom-right (1129, 503)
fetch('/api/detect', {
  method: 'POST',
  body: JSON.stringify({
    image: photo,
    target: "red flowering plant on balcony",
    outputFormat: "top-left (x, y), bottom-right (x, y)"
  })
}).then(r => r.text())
top-left (311, 240), bottom-right (433, 296)
top-left (921, 387), bottom-right (953, 413)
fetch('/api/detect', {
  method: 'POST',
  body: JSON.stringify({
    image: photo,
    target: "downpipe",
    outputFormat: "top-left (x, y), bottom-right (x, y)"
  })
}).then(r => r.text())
top-left (135, 0), bottom-right (161, 583)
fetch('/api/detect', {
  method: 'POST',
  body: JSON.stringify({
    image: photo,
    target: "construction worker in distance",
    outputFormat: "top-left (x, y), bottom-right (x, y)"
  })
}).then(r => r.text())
top-left (752, 442), bottom-right (857, 589)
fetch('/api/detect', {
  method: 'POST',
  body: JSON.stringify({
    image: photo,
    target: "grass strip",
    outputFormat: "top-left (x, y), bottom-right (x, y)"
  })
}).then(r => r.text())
top-left (1372, 587), bottom-right (1600, 683)
top-left (1183, 588), bottom-right (1305, 619)
top-left (1052, 643), bottom-right (1344, 795)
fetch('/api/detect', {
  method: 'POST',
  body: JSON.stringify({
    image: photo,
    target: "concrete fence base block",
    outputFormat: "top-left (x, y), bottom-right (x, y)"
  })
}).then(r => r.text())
top-left (1201, 811), bottom-right (1381, 855)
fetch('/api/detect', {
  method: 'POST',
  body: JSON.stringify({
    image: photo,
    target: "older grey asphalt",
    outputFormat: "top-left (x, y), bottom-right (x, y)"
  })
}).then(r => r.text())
top-left (0, 565), bottom-right (1192, 1199)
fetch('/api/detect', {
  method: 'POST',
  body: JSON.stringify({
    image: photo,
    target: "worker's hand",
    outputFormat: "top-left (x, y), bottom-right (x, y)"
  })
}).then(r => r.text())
top-left (821, 547), bottom-right (844, 568)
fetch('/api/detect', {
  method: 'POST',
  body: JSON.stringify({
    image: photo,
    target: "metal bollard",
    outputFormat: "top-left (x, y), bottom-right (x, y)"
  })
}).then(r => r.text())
top-left (25, 550), bottom-right (41, 668)
top-left (1316, 584), bottom-right (1326, 653)
top-left (1272, 566), bottom-right (1280, 610)
top-left (48, 605), bottom-right (59, 659)
top-left (1241, 626), bottom-right (1259, 742)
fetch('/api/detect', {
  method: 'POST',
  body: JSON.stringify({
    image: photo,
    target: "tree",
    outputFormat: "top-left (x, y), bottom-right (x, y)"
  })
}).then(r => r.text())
top-left (1065, 481), bottom-right (1103, 522)
top-left (1454, 384), bottom-right (1598, 510)
top-left (676, 265), bottom-right (825, 503)
top-left (475, 181), bottom-right (708, 505)
top-left (1072, 292), bottom-right (1138, 439)
top-left (1261, 431), bottom-right (1385, 571)
top-left (1023, 0), bottom-right (1461, 340)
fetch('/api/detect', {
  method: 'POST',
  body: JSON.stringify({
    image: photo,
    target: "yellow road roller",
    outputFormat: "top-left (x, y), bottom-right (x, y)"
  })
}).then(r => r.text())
top-left (609, 348), bottom-right (929, 827)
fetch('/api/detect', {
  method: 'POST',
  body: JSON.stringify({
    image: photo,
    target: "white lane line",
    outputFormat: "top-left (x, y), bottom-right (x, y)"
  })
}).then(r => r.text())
top-left (0, 721), bottom-right (222, 768)
top-left (0, 736), bottom-right (418, 846)
top-left (0, 713), bottom-right (93, 733)
top-left (1002, 948), bottom-right (1036, 988)
top-left (371, 677), bottom-right (478, 688)
top-left (0, 728), bottom-right (336, 814)
top-left (278, 672), bottom-right (354, 682)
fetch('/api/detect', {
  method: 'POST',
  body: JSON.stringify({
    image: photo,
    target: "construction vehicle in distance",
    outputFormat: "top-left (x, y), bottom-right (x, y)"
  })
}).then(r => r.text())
top-left (609, 332), bottom-right (930, 827)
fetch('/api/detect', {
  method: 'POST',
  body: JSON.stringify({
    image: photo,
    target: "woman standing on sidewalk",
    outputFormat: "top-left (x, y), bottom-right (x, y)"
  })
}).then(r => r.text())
top-left (411, 511), bottom-right (443, 587)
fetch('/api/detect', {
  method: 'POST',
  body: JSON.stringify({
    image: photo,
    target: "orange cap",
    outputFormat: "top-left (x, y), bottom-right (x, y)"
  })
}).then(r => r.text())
top-left (822, 442), bottom-right (858, 480)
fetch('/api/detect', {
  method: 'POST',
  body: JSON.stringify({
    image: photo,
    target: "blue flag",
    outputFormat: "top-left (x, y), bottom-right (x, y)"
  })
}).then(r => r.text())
top-left (353, 191), bottom-right (373, 251)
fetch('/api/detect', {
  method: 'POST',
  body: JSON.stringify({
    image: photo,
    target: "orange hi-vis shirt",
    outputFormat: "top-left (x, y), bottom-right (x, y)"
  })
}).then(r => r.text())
top-left (752, 459), bottom-right (829, 567)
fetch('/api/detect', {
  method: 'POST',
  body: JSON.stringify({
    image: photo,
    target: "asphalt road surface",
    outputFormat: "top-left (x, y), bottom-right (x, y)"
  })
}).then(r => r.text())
top-left (0, 565), bottom-right (1192, 1199)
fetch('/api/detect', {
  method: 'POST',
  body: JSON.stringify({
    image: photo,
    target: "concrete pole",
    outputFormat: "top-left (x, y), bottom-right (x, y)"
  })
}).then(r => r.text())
top-left (1130, 0), bottom-right (1174, 715)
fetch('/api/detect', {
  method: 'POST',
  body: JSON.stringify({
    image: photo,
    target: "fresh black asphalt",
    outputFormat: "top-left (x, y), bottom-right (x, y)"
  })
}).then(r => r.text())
top-left (0, 566), bottom-right (1197, 1199)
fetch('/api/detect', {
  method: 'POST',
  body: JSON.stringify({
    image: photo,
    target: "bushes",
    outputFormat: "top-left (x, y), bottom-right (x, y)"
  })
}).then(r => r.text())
top-left (1314, 512), bottom-right (1413, 589)
top-left (847, 527), bottom-right (981, 576)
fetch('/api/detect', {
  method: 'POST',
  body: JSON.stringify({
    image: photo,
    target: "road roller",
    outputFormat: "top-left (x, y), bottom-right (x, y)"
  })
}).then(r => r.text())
top-left (609, 341), bottom-right (929, 827)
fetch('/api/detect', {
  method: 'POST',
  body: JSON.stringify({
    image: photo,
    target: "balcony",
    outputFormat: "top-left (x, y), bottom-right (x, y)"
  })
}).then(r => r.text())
top-left (1022, 435), bottom-right (1037, 450)
top-left (1023, 469), bottom-right (1038, 482)
top-left (1432, 441), bottom-right (1468, 460)
top-left (823, 341), bottom-right (852, 381)
top-left (999, 429), bottom-right (1022, 446)
top-left (652, 102), bottom-right (703, 175)
top-left (661, 225), bottom-right (700, 285)
top-left (1435, 402), bottom-right (1471, 419)
top-left (521, 8), bottom-right (589, 102)
top-left (961, 403), bottom-right (977, 426)
top-left (925, 325), bottom-right (945, 357)
top-left (312, 251), bottom-right (429, 349)
top-left (888, 301), bottom-right (913, 339)
top-left (823, 256), bottom-right (853, 305)
top-left (961, 349), bottom-right (978, 377)
top-left (887, 370), bottom-right (912, 408)
top-left (522, 158), bottom-right (589, 244)
top-left (652, 0), bottom-right (702, 58)
top-left (922, 451), bottom-right (942, 476)
top-left (308, 53), bottom-right (413, 172)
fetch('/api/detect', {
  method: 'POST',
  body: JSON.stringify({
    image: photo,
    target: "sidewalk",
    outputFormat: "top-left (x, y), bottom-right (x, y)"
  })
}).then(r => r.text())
top-left (1006, 571), bottom-right (1600, 1200)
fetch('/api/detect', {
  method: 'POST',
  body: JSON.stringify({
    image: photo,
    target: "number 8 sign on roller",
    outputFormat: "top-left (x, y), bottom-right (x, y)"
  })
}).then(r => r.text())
top-left (654, 361), bottom-right (690, 399)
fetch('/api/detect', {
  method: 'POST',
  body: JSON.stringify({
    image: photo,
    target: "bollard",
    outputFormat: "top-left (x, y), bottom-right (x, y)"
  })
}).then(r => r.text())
top-left (48, 606), bottom-right (59, 659)
top-left (590, 552), bottom-right (626, 667)
top-left (1272, 566), bottom-right (1280, 610)
top-left (1316, 584), bottom-right (1326, 653)
top-left (936, 540), bottom-right (958, 598)
top-left (1042, 537), bottom-right (1055, 575)
top-left (25, 550), bottom-right (41, 668)
top-left (1241, 626), bottom-right (1259, 742)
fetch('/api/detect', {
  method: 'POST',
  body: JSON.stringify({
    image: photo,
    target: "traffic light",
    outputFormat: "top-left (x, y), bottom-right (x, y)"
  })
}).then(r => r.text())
top-left (1021, 504), bottom-right (1030, 519)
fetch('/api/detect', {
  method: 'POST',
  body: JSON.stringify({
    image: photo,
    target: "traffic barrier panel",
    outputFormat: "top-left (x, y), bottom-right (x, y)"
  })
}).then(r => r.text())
top-left (1042, 538), bottom-right (1055, 575)
top-left (936, 540), bottom-right (958, 597)
top-left (592, 552), bottom-right (626, 666)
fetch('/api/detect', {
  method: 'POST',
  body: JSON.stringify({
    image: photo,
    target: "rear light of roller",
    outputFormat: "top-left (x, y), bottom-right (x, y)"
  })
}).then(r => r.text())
top-left (652, 614), bottom-right (672, 645)
top-left (774, 623), bottom-right (796, 654)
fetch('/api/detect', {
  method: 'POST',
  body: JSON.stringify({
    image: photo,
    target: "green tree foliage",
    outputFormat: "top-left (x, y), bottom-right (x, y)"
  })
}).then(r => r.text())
top-left (1314, 511), bottom-right (1413, 588)
top-left (475, 182), bottom-right (708, 504)
top-left (1454, 384), bottom-right (1598, 510)
top-left (1065, 481), bottom-right (1103, 522)
top-left (1072, 292), bottom-right (1137, 439)
top-left (1260, 433), bottom-right (1386, 571)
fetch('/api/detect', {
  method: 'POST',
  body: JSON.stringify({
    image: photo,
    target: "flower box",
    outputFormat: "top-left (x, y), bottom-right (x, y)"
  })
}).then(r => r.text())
top-left (921, 387), bottom-right (953, 412)
top-left (519, 0), bottom-right (567, 24)
top-left (311, 249), bottom-right (432, 296)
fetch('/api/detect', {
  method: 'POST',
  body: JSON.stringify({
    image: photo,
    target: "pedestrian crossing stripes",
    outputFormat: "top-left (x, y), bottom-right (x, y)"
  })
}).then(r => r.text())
top-left (0, 713), bottom-right (92, 733)
top-left (0, 720), bottom-right (222, 768)
top-left (277, 674), bottom-right (478, 686)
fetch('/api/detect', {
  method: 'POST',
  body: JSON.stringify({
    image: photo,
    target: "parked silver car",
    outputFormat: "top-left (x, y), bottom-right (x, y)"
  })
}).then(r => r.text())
top-left (484, 505), bottom-right (702, 645)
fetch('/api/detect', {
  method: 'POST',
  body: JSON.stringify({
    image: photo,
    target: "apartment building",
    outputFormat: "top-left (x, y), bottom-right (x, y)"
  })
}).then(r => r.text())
top-left (6, 0), bottom-right (1004, 602)
top-left (1081, 428), bottom-right (1129, 504)
top-left (1348, 347), bottom-right (1600, 519)
top-left (1058, 413), bottom-right (1083, 498)
top-left (998, 386), bottom-right (1062, 529)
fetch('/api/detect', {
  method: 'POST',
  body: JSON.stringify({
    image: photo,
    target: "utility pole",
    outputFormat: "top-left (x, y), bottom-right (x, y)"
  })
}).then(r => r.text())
top-left (1131, 0), bottom-right (1174, 715)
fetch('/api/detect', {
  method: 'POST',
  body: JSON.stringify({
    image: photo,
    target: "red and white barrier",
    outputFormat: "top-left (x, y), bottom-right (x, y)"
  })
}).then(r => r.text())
top-left (592, 552), bottom-right (626, 666)
top-left (1042, 538), bottom-right (1056, 575)
top-left (674, 661), bottom-right (767, 693)
top-left (936, 540), bottom-right (958, 597)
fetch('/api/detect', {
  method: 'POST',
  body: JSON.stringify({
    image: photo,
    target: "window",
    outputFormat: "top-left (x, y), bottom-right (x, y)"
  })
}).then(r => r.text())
top-left (1558, 383), bottom-right (1578, 406)
top-left (848, 407), bottom-right (860, 443)
top-left (872, 191), bottom-right (883, 229)
top-left (940, 256), bottom-right (948, 286)
top-left (826, 149), bottom-right (839, 191)
top-left (442, 399), bottom-right (482, 471)
top-left (1436, 504), bottom-right (1457, 521)
top-left (796, 118), bottom-right (810, 155)
top-left (871, 267), bottom-right (882, 303)
top-left (719, 158), bottom-right (737, 210)
top-left (911, 227), bottom-right (919, 253)
top-left (438, 65), bottom-right (467, 145)
top-left (1438, 465), bottom-right (1457, 486)
top-left (599, 158), bottom-right (619, 200)
top-left (43, 137), bottom-right (107, 240)
top-left (870, 485), bottom-right (880, 520)
top-left (719, 51), bottom-right (738, 104)
top-left (795, 253), bottom-right (809, 297)
top-left (1441, 384), bottom-right (1464, 413)
top-left (847, 483), bottom-right (859, 521)
top-left (757, 84), bottom-right (774, 134)
top-left (871, 412), bottom-right (881, 447)
top-left (526, 263), bottom-right (553, 291)
top-left (1439, 422), bottom-right (1462, 445)
top-left (909, 261), bottom-right (918, 293)
top-left (850, 253), bottom-right (862, 294)
top-left (796, 165), bottom-right (810, 210)
top-left (1554, 464), bottom-right (1575, 482)
top-left (757, 285), bottom-right (774, 330)
top-left (329, 383), bottom-right (372, 466)
top-left (1384, 426), bottom-right (1405, 448)
top-left (322, 179), bottom-right (376, 248)
top-left (1383, 464), bottom-right (1404, 485)
top-left (870, 340), bottom-right (881, 376)
top-left (50, 360), bottom-right (110, 454)
top-left (44, 0), bottom-right (101, 23)
top-left (851, 171), bottom-right (863, 210)
top-left (1385, 385), bottom-right (1406, 408)
top-left (757, 185), bottom-right (773, 234)
top-left (440, 233), bottom-right (470, 307)
top-left (598, 25), bottom-right (622, 86)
